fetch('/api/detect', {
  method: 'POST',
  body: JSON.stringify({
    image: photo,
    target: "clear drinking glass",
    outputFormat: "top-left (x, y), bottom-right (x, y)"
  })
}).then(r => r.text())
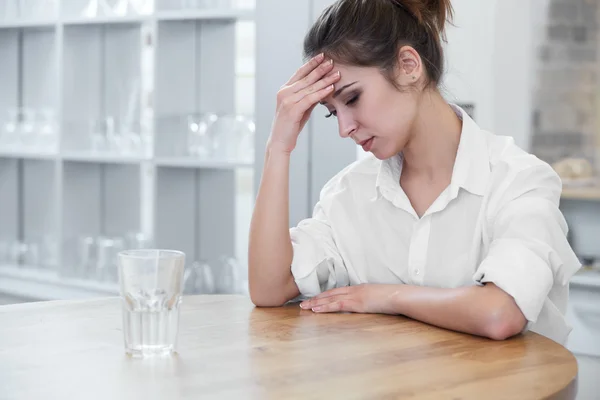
top-left (118, 249), bottom-right (185, 357)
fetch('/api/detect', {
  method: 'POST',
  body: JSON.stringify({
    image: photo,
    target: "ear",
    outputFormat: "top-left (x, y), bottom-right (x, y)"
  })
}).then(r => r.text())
top-left (396, 45), bottom-right (424, 86)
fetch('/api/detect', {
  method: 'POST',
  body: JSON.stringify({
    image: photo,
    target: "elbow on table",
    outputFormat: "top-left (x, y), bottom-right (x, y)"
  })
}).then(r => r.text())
top-left (249, 291), bottom-right (288, 308)
top-left (483, 302), bottom-right (528, 341)
top-left (248, 279), bottom-right (291, 308)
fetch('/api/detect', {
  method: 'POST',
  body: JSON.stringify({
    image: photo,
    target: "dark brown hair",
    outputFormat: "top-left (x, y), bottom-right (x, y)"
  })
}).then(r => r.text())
top-left (303, 0), bottom-right (454, 89)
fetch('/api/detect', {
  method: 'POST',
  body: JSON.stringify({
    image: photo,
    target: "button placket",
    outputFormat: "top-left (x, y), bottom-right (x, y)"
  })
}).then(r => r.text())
top-left (407, 216), bottom-right (431, 285)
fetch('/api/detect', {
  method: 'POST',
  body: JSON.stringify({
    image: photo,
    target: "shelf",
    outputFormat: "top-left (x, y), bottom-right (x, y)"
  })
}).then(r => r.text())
top-left (154, 157), bottom-right (253, 169)
top-left (561, 186), bottom-right (600, 201)
top-left (0, 265), bottom-right (118, 301)
top-left (0, 149), bottom-right (58, 160)
top-left (571, 269), bottom-right (600, 289)
top-left (0, 19), bottom-right (57, 29)
top-left (61, 15), bottom-right (148, 26)
top-left (61, 151), bottom-right (148, 164)
top-left (156, 9), bottom-right (254, 22)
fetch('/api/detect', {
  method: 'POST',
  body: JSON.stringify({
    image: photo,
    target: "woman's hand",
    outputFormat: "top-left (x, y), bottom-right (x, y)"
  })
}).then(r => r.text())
top-left (299, 284), bottom-right (399, 314)
top-left (268, 53), bottom-right (341, 154)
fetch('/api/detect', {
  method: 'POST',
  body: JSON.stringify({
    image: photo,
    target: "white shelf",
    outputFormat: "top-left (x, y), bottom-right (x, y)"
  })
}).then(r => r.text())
top-left (154, 157), bottom-right (253, 169)
top-left (571, 269), bottom-right (600, 289)
top-left (0, 265), bottom-right (118, 301)
top-left (61, 15), bottom-right (148, 26)
top-left (0, 149), bottom-right (58, 160)
top-left (61, 151), bottom-right (149, 164)
top-left (156, 9), bottom-right (254, 22)
top-left (0, 19), bottom-right (57, 29)
top-left (561, 186), bottom-right (600, 201)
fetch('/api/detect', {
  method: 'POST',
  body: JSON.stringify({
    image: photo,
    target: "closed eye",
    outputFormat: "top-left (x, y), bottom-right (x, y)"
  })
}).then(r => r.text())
top-left (324, 93), bottom-right (360, 119)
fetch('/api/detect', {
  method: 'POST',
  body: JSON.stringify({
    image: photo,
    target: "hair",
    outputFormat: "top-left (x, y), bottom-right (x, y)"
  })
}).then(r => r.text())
top-left (303, 0), bottom-right (454, 90)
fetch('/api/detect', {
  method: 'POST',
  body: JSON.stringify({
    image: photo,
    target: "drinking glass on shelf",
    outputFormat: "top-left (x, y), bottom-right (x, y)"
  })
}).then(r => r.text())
top-left (209, 114), bottom-right (255, 162)
top-left (19, 108), bottom-right (36, 150)
top-left (118, 249), bottom-right (185, 357)
top-left (90, 117), bottom-right (116, 153)
top-left (213, 256), bottom-right (244, 294)
top-left (37, 108), bottom-right (58, 153)
top-left (77, 236), bottom-right (96, 278)
top-left (10, 241), bottom-right (28, 267)
top-left (1, 108), bottom-right (19, 150)
top-left (126, 232), bottom-right (153, 250)
top-left (23, 241), bottom-right (40, 267)
top-left (39, 235), bottom-right (59, 270)
top-left (183, 260), bottom-right (215, 294)
top-left (0, 240), bottom-right (11, 264)
top-left (97, 236), bottom-right (125, 282)
top-left (187, 113), bottom-right (217, 159)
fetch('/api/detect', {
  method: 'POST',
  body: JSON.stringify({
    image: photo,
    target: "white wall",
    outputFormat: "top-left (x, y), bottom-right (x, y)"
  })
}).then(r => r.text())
top-left (443, 0), bottom-right (534, 151)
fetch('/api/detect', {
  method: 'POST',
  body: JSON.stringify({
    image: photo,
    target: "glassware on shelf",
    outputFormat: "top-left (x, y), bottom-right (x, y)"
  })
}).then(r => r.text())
top-left (38, 235), bottom-right (59, 270)
top-left (77, 236), bottom-right (96, 278)
top-left (15, 108), bottom-right (36, 151)
top-left (0, 107), bottom-right (59, 153)
top-left (1, 108), bottom-right (19, 150)
top-left (36, 108), bottom-right (58, 153)
top-left (126, 231), bottom-right (153, 250)
top-left (208, 114), bottom-right (255, 163)
top-left (183, 260), bottom-right (215, 294)
top-left (213, 256), bottom-right (246, 294)
top-left (187, 112), bottom-right (217, 159)
top-left (0, 240), bottom-right (9, 264)
top-left (96, 236), bottom-right (125, 282)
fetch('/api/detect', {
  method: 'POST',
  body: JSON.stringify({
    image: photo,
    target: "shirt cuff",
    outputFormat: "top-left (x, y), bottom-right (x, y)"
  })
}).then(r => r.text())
top-left (473, 246), bottom-right (554, 323)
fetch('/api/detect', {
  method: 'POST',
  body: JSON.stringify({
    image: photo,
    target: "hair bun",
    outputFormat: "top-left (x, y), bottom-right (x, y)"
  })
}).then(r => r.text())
top-left (391, 0), bottom-right (454, 40)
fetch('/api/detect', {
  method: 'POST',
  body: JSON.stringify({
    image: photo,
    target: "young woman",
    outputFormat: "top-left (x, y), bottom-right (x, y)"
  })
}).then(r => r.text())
top-left (248, 0), bottom-right (580, 345)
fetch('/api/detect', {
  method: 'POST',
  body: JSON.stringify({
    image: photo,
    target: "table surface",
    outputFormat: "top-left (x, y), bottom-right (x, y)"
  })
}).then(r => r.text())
top-left (0, 295), bottom-right (578, 400)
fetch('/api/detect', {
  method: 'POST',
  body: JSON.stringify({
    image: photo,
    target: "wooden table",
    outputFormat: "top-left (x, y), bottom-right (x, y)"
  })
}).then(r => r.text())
top-left (0, 295), bottom-right (578, 399)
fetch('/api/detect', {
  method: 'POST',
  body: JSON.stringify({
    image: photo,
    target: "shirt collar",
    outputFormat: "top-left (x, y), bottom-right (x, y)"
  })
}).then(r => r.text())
top-left (375, 104), bottom-right (490, 198)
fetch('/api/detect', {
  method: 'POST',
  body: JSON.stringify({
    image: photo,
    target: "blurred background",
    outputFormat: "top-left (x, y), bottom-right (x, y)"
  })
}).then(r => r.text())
top-left (0, 0), bottom-right (598, 398)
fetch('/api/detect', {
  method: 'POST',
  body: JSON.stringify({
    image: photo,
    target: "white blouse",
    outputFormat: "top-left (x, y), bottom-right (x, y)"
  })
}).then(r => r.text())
top-left (289, 105), bottom-right (581, 345)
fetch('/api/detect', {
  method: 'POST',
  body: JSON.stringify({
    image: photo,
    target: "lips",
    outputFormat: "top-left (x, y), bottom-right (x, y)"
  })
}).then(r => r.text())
top-left (357, 137), bottom-right (372, 146)
top-left (359, 137), bottom-right (374, 152)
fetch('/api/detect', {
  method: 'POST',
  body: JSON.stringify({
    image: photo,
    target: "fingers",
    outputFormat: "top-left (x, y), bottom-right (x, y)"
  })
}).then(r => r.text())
top-left (313, 286), bottom-right (350, 300)
top-left (297, 84), bottom-right (335, 112)
top-left (285, 53), bottom-right (325, 86)
top-left (291, 70), bottom-right (341, 103)
top-left (288, 58), bottom-right (335, 94)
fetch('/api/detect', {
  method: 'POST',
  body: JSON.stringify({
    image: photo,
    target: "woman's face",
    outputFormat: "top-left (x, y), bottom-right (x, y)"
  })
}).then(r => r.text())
top-left (319, 63), bottom-right (421, 160)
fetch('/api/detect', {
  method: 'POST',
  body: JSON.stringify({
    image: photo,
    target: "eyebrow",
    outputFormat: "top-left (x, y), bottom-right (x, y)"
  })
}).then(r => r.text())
top-left (320, 81), bottom-right (359, 105)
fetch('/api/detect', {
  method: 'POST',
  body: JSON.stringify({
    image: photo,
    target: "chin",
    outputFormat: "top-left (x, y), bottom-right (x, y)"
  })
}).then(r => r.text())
top-left (371, 147), bottom-right (398, 161)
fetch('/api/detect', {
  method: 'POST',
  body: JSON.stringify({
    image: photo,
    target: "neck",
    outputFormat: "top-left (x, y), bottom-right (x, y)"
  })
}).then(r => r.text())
top-left (401, 91), bottom-right (462, 181)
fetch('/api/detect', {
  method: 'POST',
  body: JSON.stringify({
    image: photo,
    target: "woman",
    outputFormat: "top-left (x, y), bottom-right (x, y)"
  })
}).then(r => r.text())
top-left (248, 0), bottom-right (580, 345)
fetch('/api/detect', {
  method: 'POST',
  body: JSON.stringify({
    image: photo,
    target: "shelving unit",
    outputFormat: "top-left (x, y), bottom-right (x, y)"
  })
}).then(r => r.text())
top-left (0, 0), bottom-right (256, 301)
top-left (561, 186), bottom-right (600, 201)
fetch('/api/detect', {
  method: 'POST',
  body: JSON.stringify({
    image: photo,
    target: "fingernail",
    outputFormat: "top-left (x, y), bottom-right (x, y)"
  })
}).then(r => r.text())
top-left (328, 84), bottom-right (334, 91)
top-left (337, 71), bottom-right (341, 77)
top-left (329, 59), bottom-right (334, 65)
top-left (317, 53), bottom-right (324, 60)
top-left (299, 302), bottom-right (306, 309)
top-left (312, 307), bottom-right (321, 312)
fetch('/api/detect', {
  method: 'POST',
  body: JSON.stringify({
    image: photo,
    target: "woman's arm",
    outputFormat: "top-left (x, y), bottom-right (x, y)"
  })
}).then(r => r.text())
top-left (248, 55), bottom-right (341, 307)
top-left (248, 148), bottom-right (299, 307)
top-left (300, 283), bottom-right (527, 340)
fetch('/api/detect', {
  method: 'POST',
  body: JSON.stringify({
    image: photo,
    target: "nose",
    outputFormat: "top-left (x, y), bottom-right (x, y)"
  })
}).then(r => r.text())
top-left (337, 112), bottom-right (357, 139)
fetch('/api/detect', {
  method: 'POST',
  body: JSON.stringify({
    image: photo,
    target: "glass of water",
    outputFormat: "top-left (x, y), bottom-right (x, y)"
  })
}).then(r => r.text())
top-left (118, 249), bottom-right (185, 357)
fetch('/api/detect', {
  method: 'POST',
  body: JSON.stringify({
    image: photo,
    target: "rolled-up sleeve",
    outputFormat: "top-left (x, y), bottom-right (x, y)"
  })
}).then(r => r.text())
top-left (473, 165), bottom-right (581, 324)
top-left (290, 200), bottom-right (349, 298)
top-left (289, 171), bottom-right (351, 299)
